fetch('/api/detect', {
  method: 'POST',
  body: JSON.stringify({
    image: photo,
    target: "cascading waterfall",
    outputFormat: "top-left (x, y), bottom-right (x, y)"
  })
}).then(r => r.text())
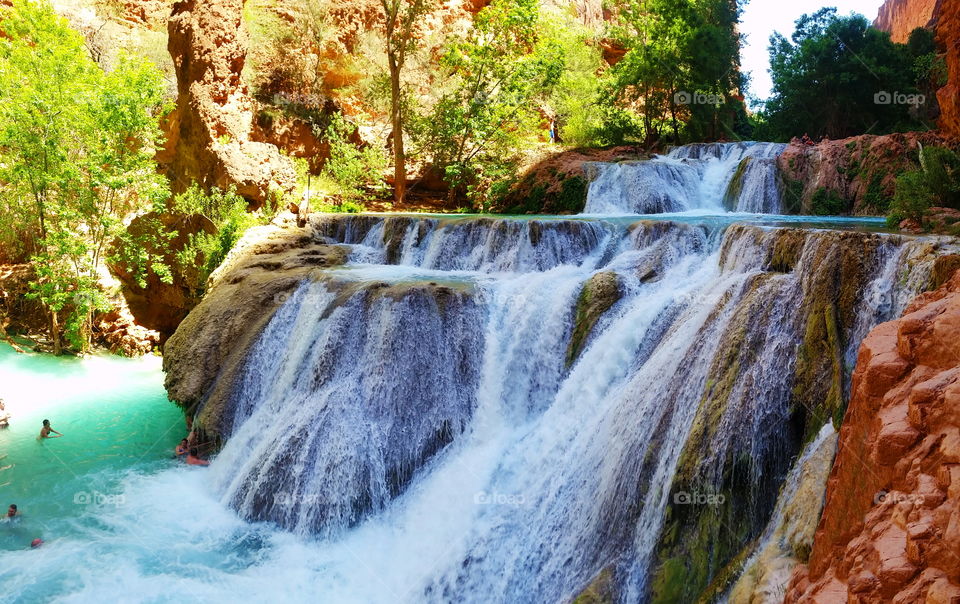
top-left (583, 142), bottom-right (788, 215)
top-left (191, 210), bottom-right (957, 603)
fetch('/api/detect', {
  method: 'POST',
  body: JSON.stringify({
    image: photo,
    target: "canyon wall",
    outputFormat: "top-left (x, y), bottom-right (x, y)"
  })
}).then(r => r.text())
top-left (163, 0), bottom-right (296, 207)
top-left (937, 0), bottom-right (960, 138)
top-left (785, 259), bottom-right (960, 602)
top-left (875, 0), bottom-right (960, 138)
top-left (874, 0), bottom-right (939, 43)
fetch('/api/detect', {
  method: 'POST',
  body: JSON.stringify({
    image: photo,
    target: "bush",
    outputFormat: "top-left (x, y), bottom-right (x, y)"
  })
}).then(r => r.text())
top-left (318, 114), bottom-right (387, 204)
top-left (887, 146), bottom-right (960, 228)
top-left (810, 188), bottom-right (846, 216)
top-left (888, 171), bottom-right (933, 227)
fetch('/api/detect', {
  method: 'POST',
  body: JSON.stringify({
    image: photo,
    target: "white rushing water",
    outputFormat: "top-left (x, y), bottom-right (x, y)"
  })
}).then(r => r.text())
top-left (584, 142), bottom-right (787, 215)
top-left (4, 141), bottom-right (957, 603)
top-left (177, 212), bottom-right (949, 602)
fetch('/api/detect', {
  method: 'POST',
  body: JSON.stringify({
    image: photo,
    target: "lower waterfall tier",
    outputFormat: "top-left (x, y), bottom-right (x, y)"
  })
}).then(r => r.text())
top-left (163, 213), bottom-right (959, 603)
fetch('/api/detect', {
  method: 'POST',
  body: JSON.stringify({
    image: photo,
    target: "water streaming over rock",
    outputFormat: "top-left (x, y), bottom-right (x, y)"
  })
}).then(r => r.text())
top-left (178, 208), bottom-right (958, 603)
top-left (584, 142), bottom-right (787, 215)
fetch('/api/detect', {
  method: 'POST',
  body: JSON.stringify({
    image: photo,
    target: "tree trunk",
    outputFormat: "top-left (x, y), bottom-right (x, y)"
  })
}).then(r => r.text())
top-left (389, 59), bottom-right (406, 205)
top-left (50, 309), bottom-right (61, 356)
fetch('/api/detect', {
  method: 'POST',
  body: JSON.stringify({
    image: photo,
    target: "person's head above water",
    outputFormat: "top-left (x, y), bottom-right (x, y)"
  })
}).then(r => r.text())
top-left (42, 419), bottom-right (50, 427)
top-left (189, 448), bottom-right (198, 457)
top-left (7, 504), bottom-right (17, 517)
top-left (180, 439), bottom-right (188, 445)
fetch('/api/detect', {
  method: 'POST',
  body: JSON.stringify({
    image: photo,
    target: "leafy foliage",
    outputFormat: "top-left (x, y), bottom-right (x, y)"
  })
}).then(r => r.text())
top-left (601, 0), bottom-right (744, 146)
top-left (415, 0), bottom-right (563, 209)
top-left (888, 146), bottom-right (960, 227)
top-left (318, 114), bottom-right (389, 204)
top-left (762, 11), bottom-right (935, 141)
top-left (0, 0), bottom-right (169, 353)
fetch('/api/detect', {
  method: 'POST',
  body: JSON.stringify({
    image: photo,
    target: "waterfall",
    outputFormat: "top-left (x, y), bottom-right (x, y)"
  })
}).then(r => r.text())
top-left (183, 212), bottom-right (957, 603)
top-left (583, 142), bottom-right (788, 215)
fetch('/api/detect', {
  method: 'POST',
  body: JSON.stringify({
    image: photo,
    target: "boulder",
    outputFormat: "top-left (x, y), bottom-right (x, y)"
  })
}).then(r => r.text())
top-left (786, 270), bottom-right (960, 602)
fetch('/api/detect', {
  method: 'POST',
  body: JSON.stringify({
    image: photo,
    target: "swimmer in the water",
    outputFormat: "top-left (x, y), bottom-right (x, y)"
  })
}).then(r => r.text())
top-left (38, 419), bottom-right (62, 439)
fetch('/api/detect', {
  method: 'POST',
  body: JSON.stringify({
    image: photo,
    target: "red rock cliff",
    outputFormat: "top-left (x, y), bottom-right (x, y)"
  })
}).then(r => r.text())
top-left (875, 0), bottom-right (939, 42)
top-left (875, 0), bottom-right (960, 138)
top-left (164, 0), bottom-right (295, 206)
top-left (785, 264), bottom-right (960, 602)
top-left (937, 0), bottom-right (960, 138)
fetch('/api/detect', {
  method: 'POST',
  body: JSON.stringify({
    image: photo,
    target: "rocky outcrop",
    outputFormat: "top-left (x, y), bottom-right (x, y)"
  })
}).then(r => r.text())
top-left (937, 0), bottom-right (960, 138)
top-left (109, 212), bottom-right (216, 340)
top-left (874, 0), bottom-right (960, 139)
top-left (566, 271), bottom-right (621, 366)
top-left (164, 0), bottom-right (296, 207)
top-left (496, 146), bottom-right (650, 214)
top-left (777, 133), bottom-right (955, 215)
top-left (785, 269), bottom-right (960, 603)
top-left (163, 215), bottom-right (348, 423)
top-left (874, 0), bottom-right (939, 43)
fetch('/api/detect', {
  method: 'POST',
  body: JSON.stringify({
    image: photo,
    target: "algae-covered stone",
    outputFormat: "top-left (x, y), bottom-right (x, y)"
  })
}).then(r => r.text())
top-left (572, 568), bottom-right (617, 604)
top-left (163, 221), bottom-right (348, 432)
top-left (566, 271), bottom-right (622, 366)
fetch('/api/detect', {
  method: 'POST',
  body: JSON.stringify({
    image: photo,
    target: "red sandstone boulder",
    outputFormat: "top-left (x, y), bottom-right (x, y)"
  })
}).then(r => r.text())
top-left (785, 270), bottom-right (960, 602)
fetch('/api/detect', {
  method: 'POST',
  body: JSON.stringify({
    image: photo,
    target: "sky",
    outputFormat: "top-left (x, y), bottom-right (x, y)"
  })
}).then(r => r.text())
top-left (740, 0), bottom-right (887, 101)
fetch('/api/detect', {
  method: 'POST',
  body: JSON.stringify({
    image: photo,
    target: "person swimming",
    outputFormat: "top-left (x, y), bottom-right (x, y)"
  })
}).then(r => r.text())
top-left (7, 504), bottom-right (17, 518)
top-left (38, 419), bottom-right (62, 439)
top-left (185, 448), bottom-right (209, 466)
top-left (0, 399), bottom-right (10, 428)
top-left (175, 439), bottom-right (189, 457)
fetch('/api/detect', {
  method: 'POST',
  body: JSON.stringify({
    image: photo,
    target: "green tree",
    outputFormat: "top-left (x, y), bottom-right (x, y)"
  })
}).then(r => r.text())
top-left (418, 0), bottom-right (563, 209)
top-left (380, 0), bottom-right (438, 205)
top-left (763, 9), bottom-right (929, 141)
top-left (603, 0), bottom-right (744, 146)
top-left (0, 0), bottom-right (168, 353)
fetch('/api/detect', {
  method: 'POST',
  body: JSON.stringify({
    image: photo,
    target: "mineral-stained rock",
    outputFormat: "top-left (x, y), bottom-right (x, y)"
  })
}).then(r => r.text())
top-left (777, 132), bottom-right (956, 216)
top-left (110, 212), bottom-right (215, 340)
top-left (164, 0), bottom-right (296, 207)
top-left (566, 271), bottom-right (621, 366)
top-left (785, 269), bottom-right (960, 602)
top-left (163, 217), bottom-right (348, 423)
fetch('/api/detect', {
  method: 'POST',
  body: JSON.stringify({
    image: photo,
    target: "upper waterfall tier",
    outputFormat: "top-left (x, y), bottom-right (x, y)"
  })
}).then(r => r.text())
top-left (583, 142), bottom-right (788, 215)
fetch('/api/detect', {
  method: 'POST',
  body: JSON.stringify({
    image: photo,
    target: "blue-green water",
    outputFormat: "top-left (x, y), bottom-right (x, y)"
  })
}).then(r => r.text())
top-left (0, 345), bottom-right (184, 551)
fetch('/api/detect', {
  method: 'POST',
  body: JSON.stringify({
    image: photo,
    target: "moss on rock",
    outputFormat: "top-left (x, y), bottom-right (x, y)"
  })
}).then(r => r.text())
top-left (566, 271), bottom-right (621, 366)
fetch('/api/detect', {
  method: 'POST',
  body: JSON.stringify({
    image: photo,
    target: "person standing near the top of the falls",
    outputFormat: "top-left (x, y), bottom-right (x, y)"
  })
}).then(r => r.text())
top-left (38, 419), bottom-right (61, 439)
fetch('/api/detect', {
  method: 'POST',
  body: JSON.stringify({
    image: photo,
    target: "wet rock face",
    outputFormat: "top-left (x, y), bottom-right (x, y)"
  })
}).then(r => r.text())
top-left (163, 218), bottom-right (349, 423)
top-left (164, 0), bottom-right (296, 207)
top-left (566, 271), bottom-right (621, 366)
top-left (785, 269), bottom-right (960, 603)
